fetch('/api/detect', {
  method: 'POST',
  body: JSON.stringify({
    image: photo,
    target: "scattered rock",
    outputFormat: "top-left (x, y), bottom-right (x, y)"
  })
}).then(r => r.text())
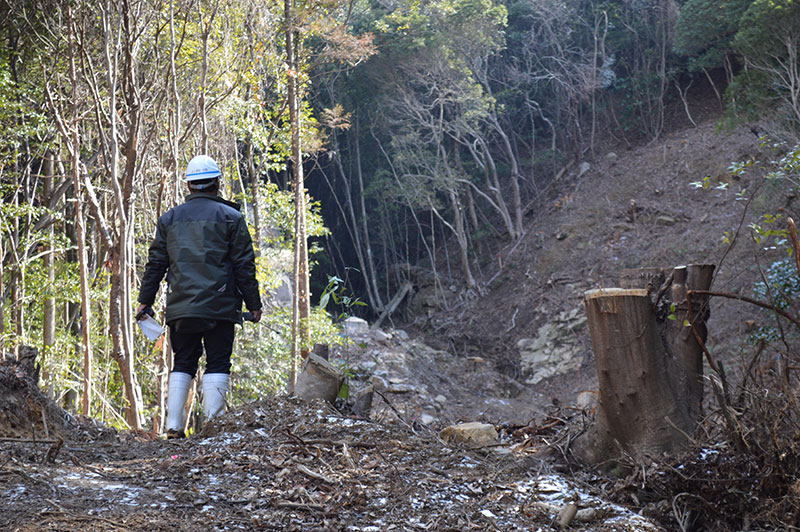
top-left (606, 152), bottom-right (618, 162)
top-left (434, 395), bottom-right (447, 404)
top-left (439, 422), bottom-right (499, 447)
top-left (577, 161), bottom-right (591, 177)
top-left (655, 215), bottom-right (677, 226)
top-left (370, 329), bottom-right (391, 342)
top-left (419, 413), bottom-right (436, 425)
top-left (387, 382), bottom-right (415, 394)
top-left (371, 375), bottom-right (388, 391)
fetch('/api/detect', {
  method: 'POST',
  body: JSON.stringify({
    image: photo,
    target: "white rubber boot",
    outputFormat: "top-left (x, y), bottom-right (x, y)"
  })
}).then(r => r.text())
top-left (166, 371), bottom-right (193, 435)
top-left (203, 373), bottom-right (229, 420)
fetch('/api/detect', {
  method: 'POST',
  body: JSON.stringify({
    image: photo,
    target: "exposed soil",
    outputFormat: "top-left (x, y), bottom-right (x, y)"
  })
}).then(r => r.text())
top-left (2, 100), bottom-right (796, 531)
top-left (420, 115), bottom-right (783, 418)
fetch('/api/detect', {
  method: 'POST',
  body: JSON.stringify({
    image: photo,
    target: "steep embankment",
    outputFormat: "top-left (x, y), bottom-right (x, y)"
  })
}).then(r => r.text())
top-left (414, 117), bottom-right (782, 420)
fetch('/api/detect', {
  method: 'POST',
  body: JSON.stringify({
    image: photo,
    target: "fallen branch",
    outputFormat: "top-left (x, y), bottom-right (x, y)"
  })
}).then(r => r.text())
top-left (41, 504), bottom-right (128, 530)
top-left (275, 500), bottom-right (325, 512)
top-left (296, 463), bottom-right (336, 484)
top-left (373, 389), bottom-right (415, 432)
top-left (0, 437), bottom-right (61, 444)
top-left (373, 281), bottom-right (413, 330)
top-left (282, 437), bottom-right (375, 449)
top-left (687, 290), bottom-right (800, 330)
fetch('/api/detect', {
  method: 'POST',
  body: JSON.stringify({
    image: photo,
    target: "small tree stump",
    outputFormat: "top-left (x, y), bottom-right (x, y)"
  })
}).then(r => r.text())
top-left (294, 354), bottom-right (344, 404)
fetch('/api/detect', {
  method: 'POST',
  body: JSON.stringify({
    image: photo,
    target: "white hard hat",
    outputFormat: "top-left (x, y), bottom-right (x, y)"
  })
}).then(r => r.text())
top-left (185, 155), bottom-right (221, 181)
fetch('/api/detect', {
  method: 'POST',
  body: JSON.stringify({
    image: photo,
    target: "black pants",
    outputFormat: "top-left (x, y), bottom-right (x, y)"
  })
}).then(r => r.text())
top-left (169, 319), bottom-right (235, 377)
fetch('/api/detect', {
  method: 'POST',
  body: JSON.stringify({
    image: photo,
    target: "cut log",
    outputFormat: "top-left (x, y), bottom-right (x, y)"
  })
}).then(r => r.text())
top-left (575, 264), bottom-right (714, 465)
top-left (352, 384), bottom-right (374, 418)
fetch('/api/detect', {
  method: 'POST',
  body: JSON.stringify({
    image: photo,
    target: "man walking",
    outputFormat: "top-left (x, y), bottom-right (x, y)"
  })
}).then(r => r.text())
top-left (137, 155), bottom-right (262, 438)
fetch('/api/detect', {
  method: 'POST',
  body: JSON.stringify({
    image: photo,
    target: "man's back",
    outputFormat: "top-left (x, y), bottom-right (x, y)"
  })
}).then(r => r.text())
top-left (140, 193), bottom-right (260, 323)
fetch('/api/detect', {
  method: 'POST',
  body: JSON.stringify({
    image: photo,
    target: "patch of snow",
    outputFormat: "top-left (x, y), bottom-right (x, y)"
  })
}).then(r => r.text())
top-left (3, 486), bottom-right (26, 500)
top-left (699, 447), bottom-right (719, 460)
top-left (199, 432), bottom-right (245, 446)
top-left (55, 472), bottom-right (145, 507)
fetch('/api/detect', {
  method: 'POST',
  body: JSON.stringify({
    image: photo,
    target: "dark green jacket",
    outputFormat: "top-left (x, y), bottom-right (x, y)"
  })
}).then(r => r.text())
top-left (138, 193), bottom-right (261, 323)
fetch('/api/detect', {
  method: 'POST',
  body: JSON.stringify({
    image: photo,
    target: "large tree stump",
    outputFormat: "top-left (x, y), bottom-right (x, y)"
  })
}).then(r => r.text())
top-left (574, 264), bottom-right (714, 465)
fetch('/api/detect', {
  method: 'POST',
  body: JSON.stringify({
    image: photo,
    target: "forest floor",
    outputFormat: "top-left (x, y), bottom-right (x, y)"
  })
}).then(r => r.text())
top-left (2, 94), bottom-right (797, 531)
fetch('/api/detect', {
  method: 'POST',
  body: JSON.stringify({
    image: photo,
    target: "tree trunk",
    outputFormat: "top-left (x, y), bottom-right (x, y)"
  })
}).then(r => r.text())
top-left (286, 0), bottom-right (310, 394)
top-left (353, 120), bottom-right (384, 311)
top-left (247, 141), bottom-right (262, 254)
top-left (65, 5), bottom-right (93, 417)
top-left (576, 264), bottom-right (714, 465)
top-left (0, 235), bottom-right (4, 359)
top-left (43, 151), bottom-right (56, 378)
top-left (448, 190), bottom-right (476, 289)
top-left (11, 168), bottom-right (23, 358)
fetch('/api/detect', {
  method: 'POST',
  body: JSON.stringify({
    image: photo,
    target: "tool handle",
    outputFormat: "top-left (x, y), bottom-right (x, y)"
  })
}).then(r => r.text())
top-left (136, 306), bottom-right (155, 321)
top-left (242, 311), bottom-right (256, 322)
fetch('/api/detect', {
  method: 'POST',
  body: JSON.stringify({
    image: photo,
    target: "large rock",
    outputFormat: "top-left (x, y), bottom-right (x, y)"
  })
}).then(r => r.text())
top-left (344, 316), bottom-right (369, 337)
top-left (518, 308), bottom-right (587, 384)
top-left (440, 422), bottom-right (499, 447)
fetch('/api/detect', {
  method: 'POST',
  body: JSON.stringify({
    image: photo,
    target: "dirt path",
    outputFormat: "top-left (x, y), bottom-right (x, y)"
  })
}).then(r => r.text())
top-left (1, 395), bottom-right (663, 531)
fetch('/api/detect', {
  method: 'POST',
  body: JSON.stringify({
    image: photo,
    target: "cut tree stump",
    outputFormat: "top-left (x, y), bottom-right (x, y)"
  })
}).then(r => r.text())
top-left (0, 346), bottom-right (80, 440)
top-left (294, 354), bottom-right (344, 404)
top-left (574, 264), bottom-right (714, 466)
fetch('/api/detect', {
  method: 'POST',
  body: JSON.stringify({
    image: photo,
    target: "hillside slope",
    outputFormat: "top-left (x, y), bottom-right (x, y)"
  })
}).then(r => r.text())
top-left (413, 116), bottom-right (786, 420)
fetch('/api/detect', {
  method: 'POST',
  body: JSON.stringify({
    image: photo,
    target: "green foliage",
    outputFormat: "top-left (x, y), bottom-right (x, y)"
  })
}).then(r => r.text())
top-left (722, 69), bottom-right (775, 127)
top-left (232, 306), bottom-right (343, 401)
top-left (734, 0), bottom-right (800, 57)
top-left (318, 274), bottom-right (367, 319)
top-left (748, 256), bottom-right (800, 344)
top-left (674, 0), bottom-right (752, 71)
top-left (754, 257), bottom-right (800, 310)
top-left (724, 0), bottom-right (800, 130)
top-left (749, 213), bottom-right (790, 250)
top-left (0, 62), bottom-right (49, 163)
